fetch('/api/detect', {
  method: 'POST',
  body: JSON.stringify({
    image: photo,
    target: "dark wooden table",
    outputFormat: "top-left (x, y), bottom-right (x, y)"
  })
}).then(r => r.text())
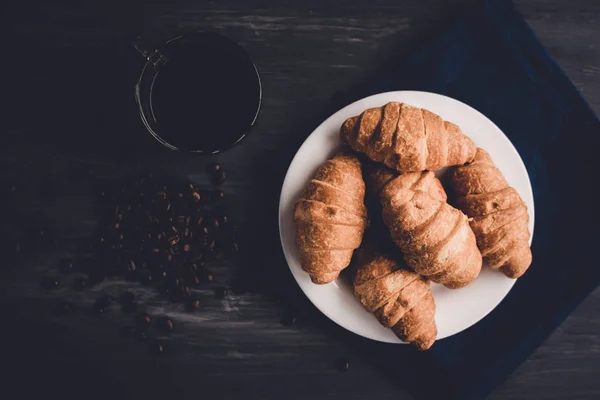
top-left (4, 0), bottom-right (600, 399)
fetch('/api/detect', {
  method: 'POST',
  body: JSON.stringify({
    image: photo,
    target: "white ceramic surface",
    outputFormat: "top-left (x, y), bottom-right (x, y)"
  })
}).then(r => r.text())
top-left (278, 91), bottom-right (535, 344)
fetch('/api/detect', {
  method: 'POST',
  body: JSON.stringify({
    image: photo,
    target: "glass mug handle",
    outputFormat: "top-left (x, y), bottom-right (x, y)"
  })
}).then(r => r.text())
top-left (131, 37), bottom-right (166, 65)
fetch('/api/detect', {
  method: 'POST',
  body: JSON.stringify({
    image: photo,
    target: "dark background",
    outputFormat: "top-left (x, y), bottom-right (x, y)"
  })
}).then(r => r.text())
top-left (3, 0), bottom-right (600, 399)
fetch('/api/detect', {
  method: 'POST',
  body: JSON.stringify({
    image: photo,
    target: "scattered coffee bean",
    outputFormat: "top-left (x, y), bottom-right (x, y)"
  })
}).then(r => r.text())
top-left (337, 358), bottom-right (350, 372)
top-left (207, 163), bottom-right (221, 174)
top-left (157, 317), bottom-right (174, 332)
top-left (72, 277), bottom-right (88, 291)
top-left (137, 312), bottom-right (152, 326)
top-left (96, 295), bottom-right (114, 308)
top-left (59, 258), bottom-right (75, 274)
top-left (215, 287), bottom-right (228, 299)
top-left (212, 170), bottom-right (227, 185)
top-left (88, 174), bottom-right (241, 306)
top-left (41, 277), bottom-right (59, 290)
top-left (127, 260), bottom-right (136, 273)
top-left (230, 242), bottom-right (239, 254)
top-left (134, 328), bottom-right (148, 342)
top-left (187, 298), bottom-right (201, 311)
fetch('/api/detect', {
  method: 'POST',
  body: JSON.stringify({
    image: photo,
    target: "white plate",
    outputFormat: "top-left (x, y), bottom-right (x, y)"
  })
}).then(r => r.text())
top-left (278, 91), bottom-right (535, 344)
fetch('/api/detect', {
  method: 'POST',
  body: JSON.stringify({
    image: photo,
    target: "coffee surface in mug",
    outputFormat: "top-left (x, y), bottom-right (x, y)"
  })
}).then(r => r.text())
top-left (150, 32), bottom-right (261, 152)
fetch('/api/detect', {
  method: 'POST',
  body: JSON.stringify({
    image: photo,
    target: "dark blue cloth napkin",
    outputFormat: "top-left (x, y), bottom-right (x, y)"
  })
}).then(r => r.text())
top-left (325, 0), bottom-right (600, 398)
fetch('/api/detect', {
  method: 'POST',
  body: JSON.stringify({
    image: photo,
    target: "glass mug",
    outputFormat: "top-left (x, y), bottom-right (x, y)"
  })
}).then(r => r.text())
top-left (133, 32), bottom-right (262, 154)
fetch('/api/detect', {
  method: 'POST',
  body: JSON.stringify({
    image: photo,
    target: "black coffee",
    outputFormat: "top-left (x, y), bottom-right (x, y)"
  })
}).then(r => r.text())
top-left (150, 32), bottom-right (261, 153)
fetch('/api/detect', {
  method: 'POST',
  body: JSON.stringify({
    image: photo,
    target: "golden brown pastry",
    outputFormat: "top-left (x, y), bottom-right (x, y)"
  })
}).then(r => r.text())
top-left (294, 149), bottom-right (368, 284)
top-left (450, 148), bottom-right (532, 278)
top-left (341, 102), bottom-right (477, 173)
top-left (368, 166), bottom-right (482, 288)
top-left (353, 246), bottom-right (437, 350)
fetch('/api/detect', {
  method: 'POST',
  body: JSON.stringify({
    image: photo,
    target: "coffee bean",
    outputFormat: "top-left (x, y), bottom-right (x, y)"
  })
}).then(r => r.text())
top-left (155, 191), bottom-right (167, 201)
top-left (157, 317), bottom-right (174, 332)
top-left (207, 163), bottom-right (221, 174)
top-left (127, 260), bottom-right (136, 273)
top-left (154, 270), bottom-right (169, 281)
top-left (211, 218), bottom-right (220, 231)
top-left (137, 312), bottom-right (152, 326)
top-left (212, 170), bottom-right (226, 185)
top-left (41, 277), bottom-right (59, 289)
top-left (150, 342), bottom-right (165, 355)
top-left (230, 242), bottom-right (239, 254)
top-left (119, 292), bottom-right (134, 305)
top-left (134, 328), bottom-right (148, 342)
top-left (337, 358), bottom-right (350, 372)
top-left (187, 298), bottom-right (201, 311)
top-left (203, 271), bottom-right (214, 283)
top-left (73, 277), bottom-right (88, 291)
top-left (215, 287), bottom-right (228, 299)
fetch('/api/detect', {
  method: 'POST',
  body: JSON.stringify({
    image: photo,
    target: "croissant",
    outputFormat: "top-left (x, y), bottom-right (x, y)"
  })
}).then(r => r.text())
top-left (353, 246), bottom-right (437, 350)
top-left (341, 102), bottom-right (477, 173)
top-left (294, 149), bottom-right (368, 284)
top-left (369, 166), bottom-right (482, 288)
top-left (450, 148), bottom-right (532, 278)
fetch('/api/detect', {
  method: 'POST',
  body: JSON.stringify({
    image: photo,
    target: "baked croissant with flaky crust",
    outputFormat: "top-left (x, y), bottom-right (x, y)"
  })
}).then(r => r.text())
top-left (369, 166), bottom-right (482, 288)
top-left (451, 148), bottom-right (532, 278)
top-left (294, 149), bottom-right (368, 284)
top-left (341, 102), bottom-right (477, 173)
top-left (353, 246), bottom-right (437, 350)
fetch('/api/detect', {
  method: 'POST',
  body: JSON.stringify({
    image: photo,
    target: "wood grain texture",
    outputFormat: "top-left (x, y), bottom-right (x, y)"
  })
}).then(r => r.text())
top-left (3, 0), bottom-right (600, 399)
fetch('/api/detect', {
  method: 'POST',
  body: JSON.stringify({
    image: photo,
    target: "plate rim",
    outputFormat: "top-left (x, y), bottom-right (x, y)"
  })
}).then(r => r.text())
top-left (278, 90), bottom-right (535, 344)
